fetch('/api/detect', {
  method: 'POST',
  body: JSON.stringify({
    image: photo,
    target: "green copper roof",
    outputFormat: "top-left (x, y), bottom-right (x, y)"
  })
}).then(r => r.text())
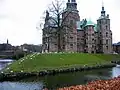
top-left (84, 19), bottom-right (95, 27)
top-left (76, 19), bottom-right (98, 32)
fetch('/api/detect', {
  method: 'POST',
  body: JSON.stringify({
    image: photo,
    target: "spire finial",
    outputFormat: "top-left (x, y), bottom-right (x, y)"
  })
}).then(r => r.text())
top-left (102, 0), bottom-right (104, 7)
top-left (7, 39), bottom-right (8, 44)
top-left (101, 0), bottom-right (105, 11)
top-left (101, 0), bottom-right (105, 16)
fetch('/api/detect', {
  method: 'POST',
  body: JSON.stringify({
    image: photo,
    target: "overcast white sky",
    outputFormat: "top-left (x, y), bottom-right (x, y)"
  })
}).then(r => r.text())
top-left (0, 0), bottom-right (119, 46)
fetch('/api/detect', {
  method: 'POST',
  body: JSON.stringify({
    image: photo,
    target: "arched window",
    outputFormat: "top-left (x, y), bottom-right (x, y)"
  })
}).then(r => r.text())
top-left (106, 25), bottom-right (108, 30)
top-left (106, 32), bottom-right (108, 37)
top-left (106, 46), bottom-right (108, 50)
top-left (70, 44), bottom-right (73, 48)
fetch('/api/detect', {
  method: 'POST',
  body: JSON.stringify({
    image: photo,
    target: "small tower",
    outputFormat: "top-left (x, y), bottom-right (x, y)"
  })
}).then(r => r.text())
top-left (7, 39), bottom-right (9, 44)
top-left (97, 3), bottom-right (112, 54)
top-left (42, 10), bottom-right (50, 52)
top-left (84, 19), bottom-right (95, 53)
top-left (66, 0), bottom-right (78, 11)
top-left (101, 1), bottom-right (106, 17)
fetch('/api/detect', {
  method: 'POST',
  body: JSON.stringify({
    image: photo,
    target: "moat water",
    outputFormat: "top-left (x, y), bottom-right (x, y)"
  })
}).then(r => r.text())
top-left (0, 59), bottom-right (120, 90)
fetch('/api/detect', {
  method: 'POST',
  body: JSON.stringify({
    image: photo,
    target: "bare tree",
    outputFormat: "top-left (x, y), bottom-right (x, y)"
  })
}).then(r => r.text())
top-left (42, 0), bottom-right (73, 52)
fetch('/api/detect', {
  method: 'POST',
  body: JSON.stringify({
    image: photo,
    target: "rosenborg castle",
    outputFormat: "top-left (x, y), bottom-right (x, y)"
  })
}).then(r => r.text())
top-left (42, 0), bottom-right (112, 54)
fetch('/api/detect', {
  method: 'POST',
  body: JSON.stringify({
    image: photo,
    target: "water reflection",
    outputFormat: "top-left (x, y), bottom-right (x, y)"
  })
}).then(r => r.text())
top-left (0, 60), bottom-right (120, 90)
top-left (112, 66), bottom-right (120, 78)
top-left (0, 82), bottom-right (43, 90)
top-left (0, 59), bottom-right (13, 70)
top-left (0, 63), bottom-right (5, 70)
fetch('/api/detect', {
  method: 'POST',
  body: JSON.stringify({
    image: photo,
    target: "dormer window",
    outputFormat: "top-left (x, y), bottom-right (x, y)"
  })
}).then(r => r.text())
top-left (70, 37), bottom-right (73, 39)
top-left (106, 32), bottom-right (108, 37)
top-left (106, 26), bottom-right (108, 30)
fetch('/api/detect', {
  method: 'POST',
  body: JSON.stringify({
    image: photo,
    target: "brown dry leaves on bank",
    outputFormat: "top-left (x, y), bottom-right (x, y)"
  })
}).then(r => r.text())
top-left (57, 76), bottom-right (120, 90)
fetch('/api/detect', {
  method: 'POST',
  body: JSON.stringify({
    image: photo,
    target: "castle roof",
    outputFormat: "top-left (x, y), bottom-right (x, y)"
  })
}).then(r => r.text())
top-left (77, 19), bottom-right (97, 32)
top-left (46, 16), bottom-right (98, 32)
top-left (84, 19), bottom-right (95, 27)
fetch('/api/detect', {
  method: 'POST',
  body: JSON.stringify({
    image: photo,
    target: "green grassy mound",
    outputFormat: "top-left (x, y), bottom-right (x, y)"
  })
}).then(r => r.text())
top-left (3, 53), bottom-right (120, 72)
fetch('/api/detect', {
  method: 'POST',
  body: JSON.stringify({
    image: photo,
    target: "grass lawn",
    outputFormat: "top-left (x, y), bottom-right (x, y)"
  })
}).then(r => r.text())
top-left (3, 53), bottom-right (120, 72)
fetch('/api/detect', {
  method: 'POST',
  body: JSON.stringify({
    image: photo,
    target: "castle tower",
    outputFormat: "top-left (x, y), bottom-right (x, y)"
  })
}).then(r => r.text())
top-left (65, 0), bottom-right (80, 20)
top-left (97, 4), bottom-right (112, 54)
top-left (61, 0), bottom-right (80, 52)
top-left (101, 1), bottom-right (106, 17)
top-left (66, 0), bottom-right (77, 11)
top-left (84, 19), bottom-right (96, 53)
top-left (42, 11), bottom-right (51, 52)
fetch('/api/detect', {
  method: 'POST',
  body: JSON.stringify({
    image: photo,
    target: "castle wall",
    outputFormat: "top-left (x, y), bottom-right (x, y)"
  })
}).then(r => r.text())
top-left (62, 11), bottom-right (80, 52)
top-left (77, 30), bottom-right (84, 52)
top-left (42, 1), bottom-right (113, 54)
top-left (84, 26), bottom-right (96, 53)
